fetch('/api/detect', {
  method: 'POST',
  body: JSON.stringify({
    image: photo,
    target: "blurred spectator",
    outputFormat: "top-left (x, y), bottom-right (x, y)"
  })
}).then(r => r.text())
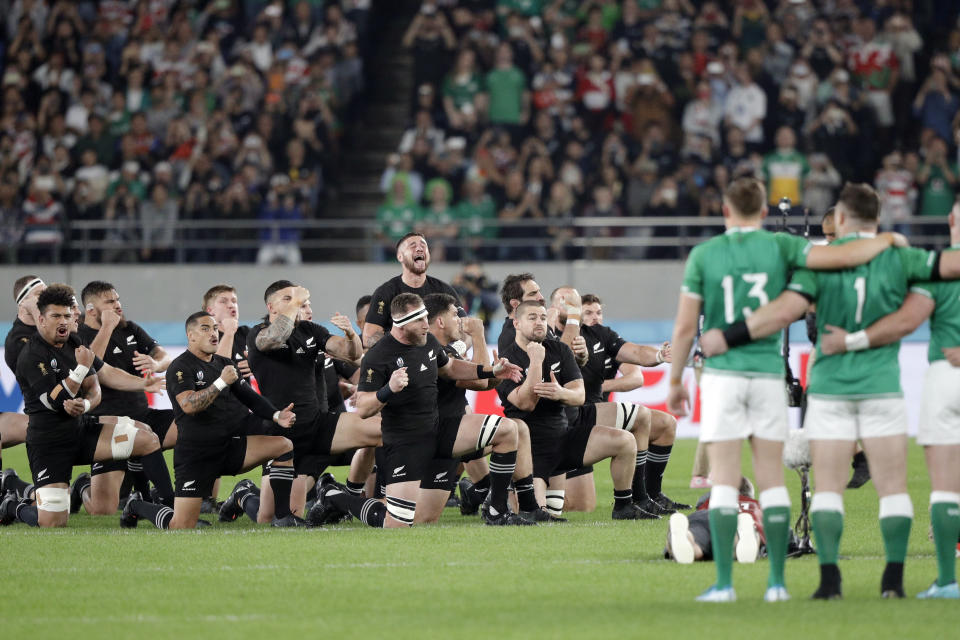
top-left (913, 67), bottom-right (959, 147)
top-left (849, 17), bottom-right (898, 150)
top-left (763, 127), bottom-right (808, 207)
top-left (21, 176), bottom-right (64, 264)
top-left (682, 81), bottom-right (722, 147)
top-left (543, 179), bottom-right (577, 260)
top-left (495, 168), bottom-right (544, 261)
top-left (804, 153), bottom-right (842, 218)
top-left (258, 189), bottom-right (304, 266)
top-left (402, 4), bottom-right (456, 107)
top-left (442, 48), bottom-right (486, 134)
top-left (418, 178), bottom-right (458, 261)
top-left (455, 174), bottom-right (498, 260)
top-left (486, 43), bottom-right (529, 134)
top-left (916, 137), bottom-right (957, 217)
top-left (451, 261), bottom-right (500, 329)
top-left (582, 185), bottom-right (622, 260)
top-left (140, 182), bottom-right (177, 262)
top-left (101, 182), bottom-right (140, 264)
top-left (875, 151), bottom-right (917, 231)
top-left (376, 176), bottom-right (422, 261)
top-left (0, 171), bottom-right (23, 263)
top-left (724, 63), bottom-right (766, 148)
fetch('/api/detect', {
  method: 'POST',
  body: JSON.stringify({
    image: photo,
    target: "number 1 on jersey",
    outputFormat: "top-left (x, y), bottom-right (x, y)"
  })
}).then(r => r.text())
top-left (854, 276), bottom-right (866, 323)
top-left (722, 273), bottom-right (769, 323)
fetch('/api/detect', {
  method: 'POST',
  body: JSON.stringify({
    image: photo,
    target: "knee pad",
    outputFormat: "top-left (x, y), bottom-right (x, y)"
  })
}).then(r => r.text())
top-left (386, 495), bottom-right (416, 525)
top-left (476, 415), bottom-right (502, 450)
top-left (35, 486), bottom-right (70, 513)
top-left (545, 489), bottom-right (565, 517)
top-left (616, 403), bottom-right (641, 431)
top-left (111, 416), bottom-right (139, 459)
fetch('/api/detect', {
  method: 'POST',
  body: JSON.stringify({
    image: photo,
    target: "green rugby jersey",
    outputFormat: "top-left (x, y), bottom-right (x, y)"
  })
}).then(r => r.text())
top-left (911, 246), bottom-right (960, 364)
top-left (787, 234), bottom-right (937, 398)
top-left (681, 228), bottom-right (812, 376)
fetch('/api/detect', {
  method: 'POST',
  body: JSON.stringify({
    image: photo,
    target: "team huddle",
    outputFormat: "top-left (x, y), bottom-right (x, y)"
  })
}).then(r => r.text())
top-left (0, 231), bottom-right (685, 537)
top-left (2, 178), bottom-right (958, 603)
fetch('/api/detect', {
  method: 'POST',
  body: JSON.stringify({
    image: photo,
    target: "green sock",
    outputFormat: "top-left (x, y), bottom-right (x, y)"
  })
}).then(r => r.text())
top-left (763, 506), bottom-right (791, 588)
top-left (930, 502), bottom-right (960, 586)
top-left (709, 507), bottom-right (738, 589)
top-left (811, 510), bottom-right (843, 566)
top-left (879, 515), bottom-right (912, 564)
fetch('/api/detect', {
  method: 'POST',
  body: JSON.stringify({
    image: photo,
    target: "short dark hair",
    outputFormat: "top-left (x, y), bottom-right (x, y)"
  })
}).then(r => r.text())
top-left (391, 292), bottom-right (423, 318)
top-left (355, 295), bottom-right (372, 317)
top-left (13, 274), bottom-right (39, 302)
top-left (838, 183), bottom-right (879, 222)
top-left (37, 284), bottom-right (75, 315)
top-left (424, 293), bottom-right (457, 322)
top-left (500, 273), bottom-right (535, 314)
top-left (822, 207), bottom-right (835, 225)
top-left (203, 284), bottom-right (236, 310)
top-left (185, 311), bottom-right (212, 333)
top-left (515, 300), bottom-right (545, 317)
top-left (264, 280), bottom-right (296, 303)
top-left (723, 177), bottom-right (765, 218)
top-left (80, 280), bottom-right (116, 307)
top-left (396, 232), bottom-right (426, 252)
top-left (582, 294), bottom-right (602, 306)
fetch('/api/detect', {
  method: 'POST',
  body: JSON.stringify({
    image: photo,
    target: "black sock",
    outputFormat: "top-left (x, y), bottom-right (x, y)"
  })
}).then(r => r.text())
top-left (614, 488), bottom-right (633, 510)
top-left (488, 451), bottom-right (517, 515)
top-left (15, 502), bottom-right (38, 527)
top-left (633, 450), bottom-right (648, 501)
top-left (138, 451), bottom-right (174, 507)
top-left (131, 499), bottom-right (174, 530)
top-left (327, 489), bottom-right (385, 527)
top-left (127, 459), bottom-right (152, 498)
top-left (119, 472), bottom-right (133, 500)
top-left (645, 444), bottom-right (672, 497)
top-left (881, 562), bottom-right (904, 593)
top-left (468, 474), bottom-right (491, 504)
top-left (238, 491), bottom-right (260, 522)
top-left (818, 563), bottom-right (842, 592)
top-left (270, 465), bottom-right (295, 519)
top-left (345, 480), bottom-right (365, 496)
top-left (852, 451), bottom-right (867, 469)
top-left (514, 474), bottom-right (539, 511)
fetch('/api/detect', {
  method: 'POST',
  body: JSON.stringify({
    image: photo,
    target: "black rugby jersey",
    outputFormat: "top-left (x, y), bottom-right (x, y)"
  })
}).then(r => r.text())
top-left (578, 323), bottom-right (627, 405)
top-left (357, 333), bottom-right (450, 444)
top-left (365, 275), bottom-right (460, 331)
top-left (167, 351), bottom-right (258, 444)
top-left (5, 318), bottom-right (36, 373)
top-left (247, 320), bottom-right (331, 424)
top-left (321, 353), bottom-right (357, 413)
top-left (496, 339), bottom-right (582, 434)
top-left (77, 320), bottom-right (158, 416)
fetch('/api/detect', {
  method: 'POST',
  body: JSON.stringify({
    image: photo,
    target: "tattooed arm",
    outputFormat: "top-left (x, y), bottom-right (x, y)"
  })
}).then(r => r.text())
top-left (255, 286), bottom-right (308, 351)
top-left (176, 387), bottom-right (221, 414)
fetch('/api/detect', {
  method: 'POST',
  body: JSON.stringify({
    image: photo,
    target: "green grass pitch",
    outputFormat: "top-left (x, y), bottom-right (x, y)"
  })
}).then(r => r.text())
top-left (1, 439), bottom-right (955, 639)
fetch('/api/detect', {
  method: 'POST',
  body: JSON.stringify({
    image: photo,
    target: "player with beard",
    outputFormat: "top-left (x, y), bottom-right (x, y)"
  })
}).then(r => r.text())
top-left (310, 293), bottom-right (528, 527)
top-left (417, 293), bottom-right (544, 523)
top-left (496, 274), bottom-right (588, 368)
top-left (232, 281), bottom-right (381, 527)
top-left (75, 281), bottom-right (176, 512)
top-left (2, 281), bottom-right (167, 508)
top-left (122, 311), bottom-right (296, 530)
top-left (1, 285), bottom-right (168, 528)
top-left (362, 233), bottom-right (461, 349)
top-left (554, 291), bottom-right (688, 518)
top-left (497, 301), bottom-right (646, 520)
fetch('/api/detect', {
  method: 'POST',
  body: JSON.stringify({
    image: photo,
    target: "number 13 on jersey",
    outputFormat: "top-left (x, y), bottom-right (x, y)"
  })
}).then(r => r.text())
top-left (721, 273), bottom-right (770, 323)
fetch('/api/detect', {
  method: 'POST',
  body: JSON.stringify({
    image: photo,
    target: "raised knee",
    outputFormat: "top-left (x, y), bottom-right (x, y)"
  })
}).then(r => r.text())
top-left (278, 437), bottom-right (293, 455)
top-left (618, 430), bottom-right (637, 452)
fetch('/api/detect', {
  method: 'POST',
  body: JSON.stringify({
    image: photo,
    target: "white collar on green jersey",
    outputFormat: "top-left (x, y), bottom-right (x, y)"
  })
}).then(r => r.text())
top-left (724, 226), bottom-right (760, 234)
top-left (840, 231), bottom-right (877, 239)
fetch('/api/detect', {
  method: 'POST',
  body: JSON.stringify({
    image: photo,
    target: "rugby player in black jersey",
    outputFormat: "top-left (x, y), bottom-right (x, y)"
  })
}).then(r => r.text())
top-left (1, 281), bottom-right (167, 509)
top-left (204, 285), bottom-right (252, 377)
top-left (238, 281), bottom-right (381, 526)
top-left (0, 276), bottom-right (41, 479)
top-left (362, 233), bottom-right (461, 349)
top-left (76, 281), bottom-right (176, 513)
top-left (1, 286), bottom-right (168, 528)
top-left (121, 311), bottom-right (295, 530)
top-left (311, 293), bottom-right (527, 527)
top-left (551, 290), bottom-right (688, 517)
top-left (497, 300), bottom-right (648, 520)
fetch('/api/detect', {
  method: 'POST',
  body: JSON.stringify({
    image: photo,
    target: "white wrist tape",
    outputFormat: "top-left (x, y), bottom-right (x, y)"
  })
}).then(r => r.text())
top-left (82, 399), bottom-right (91, 414)
top-left (213, 378), bottom-right (228, 391)
top-left (69, 364), bottom-right (89, 384)
top-left (492, 361), bottom-right (504, 375)
top-left (273, 411), bottom-right (280, 423)
top-left (656, 348), bottom-right (664, 364)
top-left (844, 330), bottom-right (870, 352)
top-left (565, 318), bottom-right (580, 326)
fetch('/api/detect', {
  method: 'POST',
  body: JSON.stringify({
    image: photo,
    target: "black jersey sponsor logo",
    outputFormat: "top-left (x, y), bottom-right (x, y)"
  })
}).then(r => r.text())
top-left (126, 335), bottom-right (136, 344)
top-left (550, 361), bottom-right (561, 371)
top-left (420, 363), bottom-right (428, 372)
top-left (366, 369), bottom-right (374, 382)
top-left (593, 342), bottom-right (604, 353)
top-left (51, 358), bottom-right (57, 368)
top-left (296, 347), bottom-right (305, 354)
top-left (396, 357), bottom-right (405, 367)
top-left (377, 301), bottom-right (384, 315)
top-left (306, 337), bottom-right (315, 347)
top-left (113, 346), bottom-right (122, 354)
top-left (196, 370), bottom-right (204, 380)
top-left (176, 371), bottom-right (183, 382)
top-left (235, 353), bottom-right (242, 359)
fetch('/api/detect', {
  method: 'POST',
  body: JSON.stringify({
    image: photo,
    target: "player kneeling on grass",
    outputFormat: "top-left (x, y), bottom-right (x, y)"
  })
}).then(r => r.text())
top-left (666, 477), bottom-right (762, 564)
top-left (1, 286), bottom-right (167, 528)
top-left (121, 312), bottom-right (295, 530)
top-left (309, 293), bottom-right (528, 528)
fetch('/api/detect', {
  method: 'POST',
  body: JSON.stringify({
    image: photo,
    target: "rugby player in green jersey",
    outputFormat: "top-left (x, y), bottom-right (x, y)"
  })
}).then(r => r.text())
top-left (816, 203), bottom-right (960, 600)
top-left (667, 178), bottom-right (907, 603)
top-left (699, 183), bottom-right (960, 601)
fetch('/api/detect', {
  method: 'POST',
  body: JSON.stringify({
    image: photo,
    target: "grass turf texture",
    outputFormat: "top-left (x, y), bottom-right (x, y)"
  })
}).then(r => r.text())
top-left (1, 439), bottom-right (955, 639)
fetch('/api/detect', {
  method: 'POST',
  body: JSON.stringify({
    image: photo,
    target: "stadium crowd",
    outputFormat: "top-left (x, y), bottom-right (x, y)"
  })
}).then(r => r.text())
top-left (0, 0), bottom-right (371, 265)
top-left (378, 0), bottom-right (960, 261)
